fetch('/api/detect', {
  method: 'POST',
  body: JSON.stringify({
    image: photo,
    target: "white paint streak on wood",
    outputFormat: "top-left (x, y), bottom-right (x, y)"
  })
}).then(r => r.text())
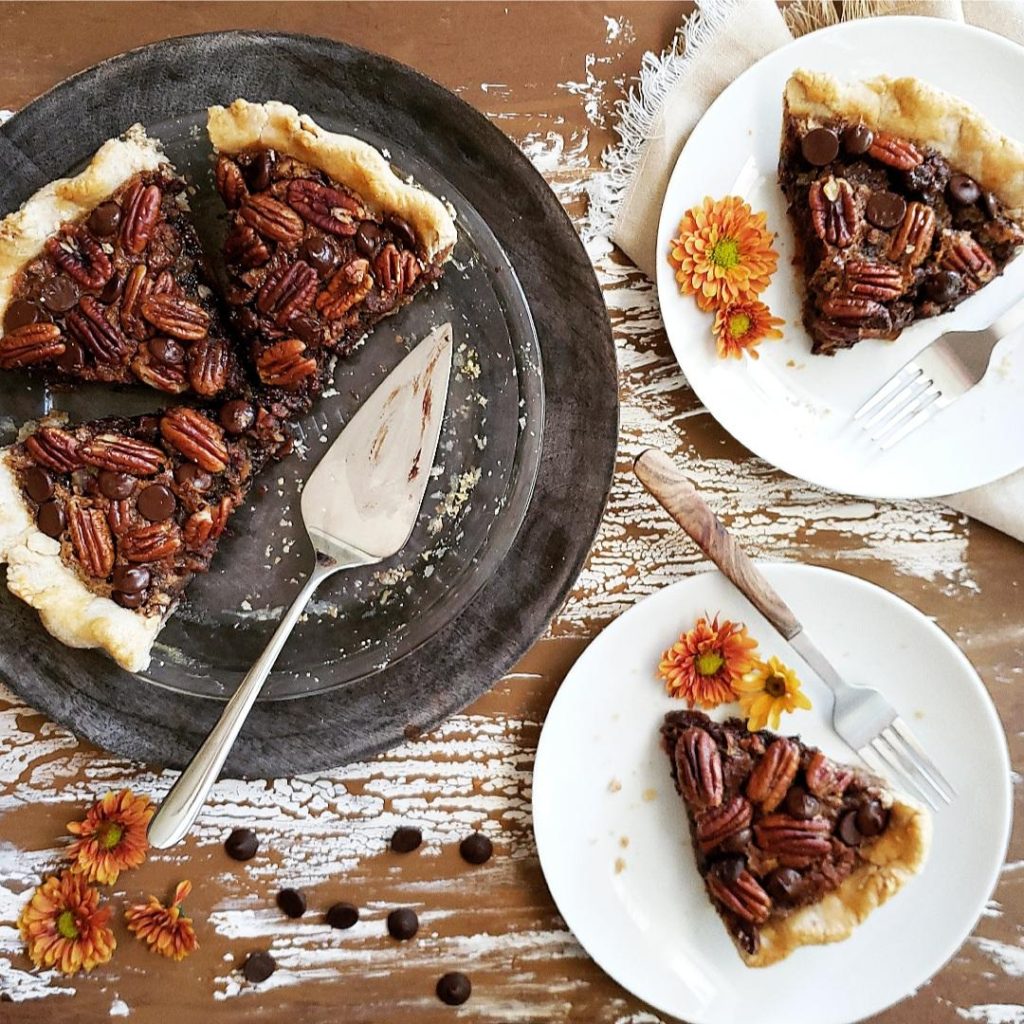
top-left (957, 1006), bottom-right (1024, 1024)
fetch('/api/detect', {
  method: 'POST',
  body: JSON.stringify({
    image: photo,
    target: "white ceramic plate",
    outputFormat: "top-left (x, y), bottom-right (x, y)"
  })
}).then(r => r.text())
top-left (533, 564), bottom-right (1011, 1024)
top-left (656, 17), bottom-right (1024, 499)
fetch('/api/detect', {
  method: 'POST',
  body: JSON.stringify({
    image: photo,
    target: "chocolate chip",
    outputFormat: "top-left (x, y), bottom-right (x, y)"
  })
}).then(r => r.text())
top-left (174, 463), bottom-right (212, 492)
top-left (242, 950), bottom-right (276, 983)
top-left (436, 972), bottom-right (471, 1006)
top-left (765, 866), bottom-right (803, 902)
top-left (298, 234), bottom-right (338, 276)
top-left (982, 191), bottom-right (1001, 219)
top-left (114, 589), bottom-right (147, 609)
top-left (837, 809), bottom-right (863, 846)
top-left (714, 856), bottom-right (746, 883)
top-left (137, 483), bottom-right (176, 522)
top-left (801, 127), bottom-right (839, 166)
top-left (866, 190), bottom-right (907, 229)
top-left (718, 827), bottom-right (753, 854)
top-left (225, 827), bottom-right (259, 861)
top-left (459, 833), bottom-right (493, 865)
top-left (57, 339), bottom-right (86, 372)
top-left (948, 173), bottom-right (980, 206)
top-left (276, 888), bottom-right (307, 919)
top-left (99, 272), bottom-right (124, 305)
top-left (924, 270), bottom-right (963, 305)
top-left (113, 566), bottom-right (150, 593)
top-left (219, 400), bottom-right (255, 435)
top-left (855, 799), bottom-right (889, 837)
top-left (387, 907), bottom-right (419, 940)
top-left (149, 336), bottom-right (185, 366)
top-left (290, 314), bottom-right (321, 347)
top-left (355, 220), bottom-right (383, 257)
top-left (37, 500), bottom-right (65, 538)
top-left (98, 470), bottom-right (135, 500)
top-left (391, 826), bottom-right (422, 853)
top-left (784, 786), bottom-right (820, 820)
top-left (87, 201), bottom-right (121, 237)
top-left (842, 123), bottom-right (874, 156)
top-left (3, 298), bottom-right (42, 332)
top-left (246, 150), bottom-right (275, 192)
top-left (39, 275), bottom-right (80, 313)
top-left (23, 467), bottom-right (54, 503)
top-left (387, 214), bottom-right (417, 250)
top-left (325, 902), bottom-right (359, 930)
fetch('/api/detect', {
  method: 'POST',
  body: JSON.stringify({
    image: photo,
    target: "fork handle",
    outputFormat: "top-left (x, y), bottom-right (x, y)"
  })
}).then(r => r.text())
top-left (634, 449), bottom-right (802, 639)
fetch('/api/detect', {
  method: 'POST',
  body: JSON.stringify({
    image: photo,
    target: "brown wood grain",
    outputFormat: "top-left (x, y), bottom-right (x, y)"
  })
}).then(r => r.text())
top-left (0, 4), bottom-right (1022, 1024)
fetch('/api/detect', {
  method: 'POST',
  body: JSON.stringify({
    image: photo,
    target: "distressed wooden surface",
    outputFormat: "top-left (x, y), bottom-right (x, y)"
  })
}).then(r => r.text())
top-left (0, 4), bottom-right (1021, 1022)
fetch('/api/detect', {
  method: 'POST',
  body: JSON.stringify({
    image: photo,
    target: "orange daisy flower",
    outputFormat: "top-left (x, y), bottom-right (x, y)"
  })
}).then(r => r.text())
top-left (18, 870), bottom-right (115, 974)
top-left (126, 880), bottom-right (199, 961)
top-left (658, 614), bottom-right (759, 708)
top-left (66, 789), bottom-right (153, 885)
top-left (668, 196), bottom-right (779, 311)
top-left (712, 299), bottom-right (785, 360)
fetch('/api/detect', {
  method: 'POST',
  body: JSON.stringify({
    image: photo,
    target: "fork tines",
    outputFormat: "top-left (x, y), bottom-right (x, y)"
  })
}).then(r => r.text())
top-left (853, 364), bottom-right (949, 449)
top-left (860, 716), bottom-right (956, 811)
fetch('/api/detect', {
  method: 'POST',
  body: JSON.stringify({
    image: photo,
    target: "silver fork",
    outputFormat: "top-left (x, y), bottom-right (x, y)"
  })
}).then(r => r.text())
top-left (853, 297), bottom-right (1024, 450)
top-left (634, 448), bottom-right (956, 811)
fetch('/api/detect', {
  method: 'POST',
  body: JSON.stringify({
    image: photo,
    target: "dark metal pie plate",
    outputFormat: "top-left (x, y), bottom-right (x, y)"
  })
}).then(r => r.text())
top-left (0, 31), bottom-right (617, 776)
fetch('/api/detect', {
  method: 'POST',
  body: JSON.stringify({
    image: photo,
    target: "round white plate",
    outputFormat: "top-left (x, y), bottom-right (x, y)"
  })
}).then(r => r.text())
top-left (533, 564), bottom-right (1011, 1024)
top-left (656, 17), bottom-right (1024, 499)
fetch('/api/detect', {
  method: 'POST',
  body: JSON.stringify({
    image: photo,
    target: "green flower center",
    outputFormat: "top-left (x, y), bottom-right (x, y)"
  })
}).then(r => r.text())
top-left (57, 910), bottom-right (79, 940)
top-left (766, 674), bottom-right (788, 698)
top-left (728, 313), bottom-right (752, 339)
top-left (710, 237), bottom-right (741, 269)
top-left (695, 650), bottom-right (725, 677)
top-left (98, 821), bottom-right (124, 850)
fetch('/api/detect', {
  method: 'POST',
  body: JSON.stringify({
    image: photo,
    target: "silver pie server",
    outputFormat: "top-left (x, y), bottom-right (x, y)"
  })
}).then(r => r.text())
top-left (148, 322), bottom-right (454, 848)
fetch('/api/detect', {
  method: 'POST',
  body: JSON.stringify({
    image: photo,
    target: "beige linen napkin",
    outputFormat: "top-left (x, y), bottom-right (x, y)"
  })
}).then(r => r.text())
top-left (598, 0), bottom-right (1024, 542)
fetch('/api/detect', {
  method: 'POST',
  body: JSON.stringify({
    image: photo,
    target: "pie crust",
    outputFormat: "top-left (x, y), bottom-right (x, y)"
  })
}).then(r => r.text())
top-left (207, 99), bottom-right (457, 261)
top-left (785, 69), bottom-right (1024, 216)
top-left (0, 125), bottom-right (166, 322)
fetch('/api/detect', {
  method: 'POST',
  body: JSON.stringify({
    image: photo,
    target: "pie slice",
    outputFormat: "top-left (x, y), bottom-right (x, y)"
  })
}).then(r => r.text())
top-left (208, 99), bottom-right (457, 413)
top-left (662, 710), bottom-right (930, 967)
top-left (0, 126), bottom-right (247, 396)
top-left (779, 69), bottom-right (1024, 354)
top-left (0, 399), bottom-right (287, 672)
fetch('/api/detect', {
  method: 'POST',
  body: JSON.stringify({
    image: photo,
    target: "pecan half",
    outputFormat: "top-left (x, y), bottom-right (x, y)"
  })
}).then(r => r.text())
top-left (130, 346), bottom-right (189, 394)
top-left (375, 243), bottom-right (421, 294)
top-left (215, 155), bottom-right (249, 208)
top-left (240, 194), bottom-right (305, 247)
top-left (695, 796), bottom-right (753, 853)
top-left (286, 178), bottom-right (361, 236)
top-left (808, 177), bottom-right (856, 248)
top-left (183, 507), bottom-right (214, 549)
top-left (119, 264), bottom-right (152, 339)
top-left (209, 495), bottom-right (232, 539)
top-left (80, 433), bottom-right (165, 475)
top-left (0, 323), bottom-right (65, 369)
top-left (706, 868), bottom-right (772, 925)
top-left (887, 202), bottom-right (936, 266)
top-left (256, 338), bottom-right (318, 388)
top-left (107, 498), bottom-right (132, 535)
top-left (674, 728), bottom-right (723, 811)
top-left (141, 293), bottom-right (210, 341)
top-left (188, 337), bottom-right (230, 396)
top-left (819, 295), bottom-right (890, 325)
top-left (66, 296), bottom-right (131, 363)
top-left (25, 427), bottom-right (81, 472)
top-left (804, 751), bottom-right (853, 799)
top-left (160, 407), bottom-right (229, 472)
top-left (754, 814), bottom-right (832, 860)
top-left (224, 222), bottom-right (271, 269)
top-left (120, 182), bottom-right (162, 255)
top-left (46, 230), bottom-right (113, 290)
top-left (68, 503), bottom-right (115, 578)
top-left (868, 132), bottom-right (923, 171)
top-left (256, 261), bottom-right (318, 326)
top-left (121, 521), bottom-right (182, 563)
top-left (315, 258), bottom-right (373, 319)
top-left (844, 260), bottom-right (905, 302)
top-left (941, 233), bottom-right (996, 291)
top-left (746, 738), bottom-right (800, 812)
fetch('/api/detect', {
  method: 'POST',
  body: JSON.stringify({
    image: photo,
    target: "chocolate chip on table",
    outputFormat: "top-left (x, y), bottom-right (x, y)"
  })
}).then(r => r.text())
top-left (459, 833), bottom-right (493, 865)
top-left (225, 827), bottom-right (259, 861)
top-left (784, 786), bottom-right (820, 820)
top-left (436, 971), bottom-right (472, 1006)
top-left (23, 467), bottom-right (54, 503)
top-left (87, 201), bottom-right (122, 238)
top-left (924, 269), bottom-right (963, 305)
top-left (855, 799), bottom-right (889, 837)
top-left (948, 173), bottom-right (981, 206)
top-left (3, 298), bottom-right (42, 332)
top-left (98, 470), bottom-right (135, 501)
top-left (137, 483), bottom-right (176, 522)
top-left (842, 122), bottom-right (874, 156)
top-left (865, 190), bottom-right (907, 230)
top-left (39, 275), bottom-right (80, 313)
top-left (219, 400), bottom-right (255, 435)
top-left (837, 809), bottom-right (863, 846)
top-left (325, 902), bottom-right (359, 930)
top-left (174, 463), bottom-right (212, 491)
top-left (242, 950), bottom-right (276, 984)
top-left (149, 336), bottom-right (185, 366)
top-left (37, 500), bottom-right (65, 539)
top-left (276, 888), bottom-right (307, 919)
top-left (391, 826), bottom-right (422, 853)
top-left (355, 220), bottom-right (383, 258)
top-left (800, 126), bottom-right (839, 166)
top-left (387, 907), bottom-right (419, 940)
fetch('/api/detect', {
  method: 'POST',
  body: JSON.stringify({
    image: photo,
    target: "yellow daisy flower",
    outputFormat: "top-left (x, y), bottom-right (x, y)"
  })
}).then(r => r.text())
top-left (734, 656), bottom-right (812, 731)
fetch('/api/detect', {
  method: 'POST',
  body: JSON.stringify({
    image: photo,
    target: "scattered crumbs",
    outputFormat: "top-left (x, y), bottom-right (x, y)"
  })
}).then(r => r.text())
top-left (454, 342), bottom-right (481, 380)
top-left (373, 565), bottom-right (411, 587)
top-left (608, 777), bottom-right (622, 794)
top-left (518, 415), bottom-right (527, 431)
top-left (109, 997), bottom-right (130, 1017)
top-left (427, 467), bottom-right (481, 535)
top-left (619, 836), bottom-right (630, 849)
top-left (914, 709), bottom-right (925, 719)
top-left (276, 477), bottom-right (285, 487)
top-left (642, 788), bottom-right (657, 802)
top-left (188, 123), bottom-right (200, 139)
top-left (786, 358), bottom-right (797, 367)
top-left (474, 434), bottom-right (488, 450)
top-left (240, 599), bottom-right (252, 612)
top-left (614, 857), bottom-right (626, 875)
top-left (423, 564), bottom-right (434, 578)
top-left (321, 386), bottom-right (340, 398)
top-left (381, 146), bottom-right (391, 159)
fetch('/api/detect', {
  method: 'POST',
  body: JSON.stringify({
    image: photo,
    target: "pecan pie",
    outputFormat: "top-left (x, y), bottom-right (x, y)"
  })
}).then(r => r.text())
top-left (207, 100), bottom-right (457, 412)
top-left (779, 70), bottom-right (1024, 354)
top-left (0, 126), bottom-right (246, 396)
top-left (662, 710), bottom-right (930, 966)
top-left (0, 401), bottom-right (287, 671)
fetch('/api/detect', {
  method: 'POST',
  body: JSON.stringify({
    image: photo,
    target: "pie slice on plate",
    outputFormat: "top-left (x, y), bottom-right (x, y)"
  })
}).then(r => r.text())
top-left (208, 99), bottom-right (458, 413)
top-left (662, 709), bottom-right (931, 967)
top-left (0, 400), bottom-right (287, 672)
top-left (779, 69), bottom-right (1024, 354)
top-left (0, 126), bottom-right (247, 396)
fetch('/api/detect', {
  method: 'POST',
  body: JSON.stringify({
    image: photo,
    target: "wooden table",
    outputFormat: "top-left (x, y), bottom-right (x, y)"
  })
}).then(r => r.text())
top-left (1, 4), bottom-right (1020, 1022)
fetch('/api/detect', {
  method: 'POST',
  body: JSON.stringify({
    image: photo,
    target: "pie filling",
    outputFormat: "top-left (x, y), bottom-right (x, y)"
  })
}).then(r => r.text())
top-left (215, 147), bottom-right (445, 413)
top-left (662, 710), bottom-right (908, 962)
top-left (0, 167), bottom-right (246, 395)
top-left (779, 109), bottom-right (1024, 354)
